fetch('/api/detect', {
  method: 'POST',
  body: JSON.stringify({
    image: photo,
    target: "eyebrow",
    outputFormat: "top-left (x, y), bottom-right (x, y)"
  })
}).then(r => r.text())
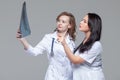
top-left (83, 19), bottom-right (86, 21)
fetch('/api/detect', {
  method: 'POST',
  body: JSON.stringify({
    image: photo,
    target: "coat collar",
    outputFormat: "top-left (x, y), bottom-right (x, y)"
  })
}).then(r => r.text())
top-left (51, 31), bottom-right (72, 44)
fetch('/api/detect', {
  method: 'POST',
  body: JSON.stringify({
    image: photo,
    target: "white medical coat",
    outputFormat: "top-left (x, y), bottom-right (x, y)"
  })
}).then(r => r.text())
top-left (25, 31), bottom-right (75, 80)
top-left (73, 41), bottom-right (105, 80)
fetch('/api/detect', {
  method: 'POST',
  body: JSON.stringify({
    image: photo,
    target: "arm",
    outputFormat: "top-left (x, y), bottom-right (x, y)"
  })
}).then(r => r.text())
top-left (19, 38), bottom-right (30, 50)
top-left (16, 29), bottom-right (30, 50)
top-left (16, 29), bottom-right (49, 56)
top-left (62, 39), bottom-right (85, 64)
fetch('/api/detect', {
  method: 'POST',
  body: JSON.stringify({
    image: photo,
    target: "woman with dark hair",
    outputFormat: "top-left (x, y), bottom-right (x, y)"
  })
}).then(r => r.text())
top-left (16, 11), bottom-right (76, 80)
top-left (61, 13), bottom-right (105, 80)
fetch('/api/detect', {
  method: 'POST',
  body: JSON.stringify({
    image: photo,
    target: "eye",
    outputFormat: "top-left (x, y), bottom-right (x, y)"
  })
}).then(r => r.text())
top-left (84, 20), bottom-right (86, 23)
top-left (62, 20), bottom-right (65, 23)
top-left (83, 19), bottom-right (87, 23)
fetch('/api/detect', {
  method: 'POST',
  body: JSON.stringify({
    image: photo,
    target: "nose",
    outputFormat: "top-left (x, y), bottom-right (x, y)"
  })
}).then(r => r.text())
top-left (79, 22), bottom-right (82, 26)
top-left (58, 21), bottom-right (63, 26)
top-left (57, 22), bottom-right (62, 27)
top-left (79, 21), bottom-right (83, 26)
top-left (57, 22), bottom-right (61, 25)
top-left (80, 20), bottom-right (82, 24)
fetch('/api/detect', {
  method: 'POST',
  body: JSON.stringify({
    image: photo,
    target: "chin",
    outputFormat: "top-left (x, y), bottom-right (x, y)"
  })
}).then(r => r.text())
top-left (79, 27), bottom-right (82, 31)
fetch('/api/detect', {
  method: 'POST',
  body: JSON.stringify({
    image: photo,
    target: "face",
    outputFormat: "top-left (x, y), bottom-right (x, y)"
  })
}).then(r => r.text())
top-left (56, 15), bottom-right (71, 33)
top-left (79, 15), bottom-right (90, 32)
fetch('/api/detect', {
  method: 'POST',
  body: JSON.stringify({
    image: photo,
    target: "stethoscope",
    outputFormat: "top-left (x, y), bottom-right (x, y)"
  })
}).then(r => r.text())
top-left (50, 38), bottom-right (55, 56)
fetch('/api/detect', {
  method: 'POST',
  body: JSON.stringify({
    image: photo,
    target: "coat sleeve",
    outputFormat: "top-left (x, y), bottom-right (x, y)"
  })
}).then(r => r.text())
top-left (25, 34), bottom-right (50, 56)
top-left (79, 41), bottom-right (103, 64)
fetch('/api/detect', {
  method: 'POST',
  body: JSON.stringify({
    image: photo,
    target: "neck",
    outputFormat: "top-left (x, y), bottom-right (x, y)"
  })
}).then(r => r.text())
top-left (83, 31), bottom-right (91, 44)
top-left (57, 30), bottom-right (68, 37)
top-left (56, 31), bottom-right (68, 42)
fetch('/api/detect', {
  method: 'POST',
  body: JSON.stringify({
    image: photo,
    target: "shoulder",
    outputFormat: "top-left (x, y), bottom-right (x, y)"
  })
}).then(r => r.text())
top-left (93, 41), bottom-right (102, 47)
top-left (91, 41), bottom-right (103, 52)
top-left (43, 32), bottom-right (55, 38)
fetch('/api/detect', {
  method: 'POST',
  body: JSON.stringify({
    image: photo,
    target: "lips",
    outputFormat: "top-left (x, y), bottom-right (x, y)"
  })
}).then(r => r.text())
top-left (79, 25), bottom-right (81, 28)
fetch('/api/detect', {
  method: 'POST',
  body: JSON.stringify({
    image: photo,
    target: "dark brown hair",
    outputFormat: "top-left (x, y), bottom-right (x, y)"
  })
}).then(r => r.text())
top-left (74, 13), bottom-right (102, 53)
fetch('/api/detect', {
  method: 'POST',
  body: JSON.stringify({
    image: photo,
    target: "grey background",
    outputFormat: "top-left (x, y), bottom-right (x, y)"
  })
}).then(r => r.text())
top-left (0, 0), bottom-right (119, 80)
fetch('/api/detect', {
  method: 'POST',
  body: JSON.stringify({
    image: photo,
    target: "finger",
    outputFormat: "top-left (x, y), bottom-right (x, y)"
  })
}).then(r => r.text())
top-left (16, 35), bottom-right (21, 38)
top-left (18, 31), bottom-right (21, 34)
top-left (63, 31), bottom-right (68, 37)
top-left (16, 33), bottom-right (22, 38)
